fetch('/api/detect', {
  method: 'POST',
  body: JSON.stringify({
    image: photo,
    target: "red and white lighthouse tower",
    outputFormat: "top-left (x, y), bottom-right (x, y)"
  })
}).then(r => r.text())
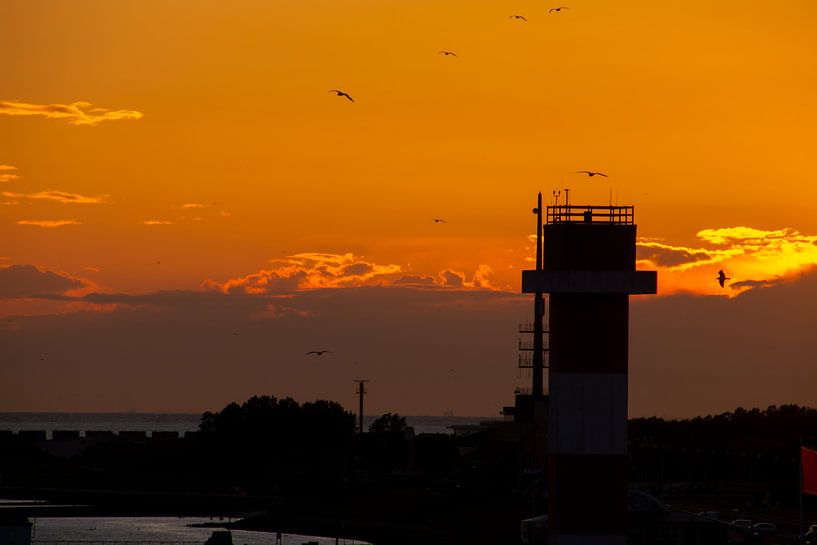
top-left (522, 202), bottom-right (657, 545)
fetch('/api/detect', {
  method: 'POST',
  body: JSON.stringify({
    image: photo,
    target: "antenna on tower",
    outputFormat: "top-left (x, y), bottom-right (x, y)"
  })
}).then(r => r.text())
top-left (552, 190), bottom-right (561, 207)
top-left (353, 380), bottom-right (370, 434)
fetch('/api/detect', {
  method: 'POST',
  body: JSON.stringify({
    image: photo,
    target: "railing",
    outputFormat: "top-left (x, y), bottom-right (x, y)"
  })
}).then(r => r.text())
top-left (518, 340), bottom-right (549, 351)
top-left (546, 205), bottom-right (634, 225)
top-left (518, 353), bottom-right (549, 369)
top-left (518, 323), bottom-right (550, 333)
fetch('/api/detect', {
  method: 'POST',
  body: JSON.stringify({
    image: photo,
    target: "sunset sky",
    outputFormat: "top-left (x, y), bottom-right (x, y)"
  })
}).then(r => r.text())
top-left (2, 0), bottom-right (816, 417)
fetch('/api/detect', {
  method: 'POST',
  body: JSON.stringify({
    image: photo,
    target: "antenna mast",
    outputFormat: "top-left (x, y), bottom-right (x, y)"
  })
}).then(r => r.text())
top-left (354, 380), bottom-right (370, 434)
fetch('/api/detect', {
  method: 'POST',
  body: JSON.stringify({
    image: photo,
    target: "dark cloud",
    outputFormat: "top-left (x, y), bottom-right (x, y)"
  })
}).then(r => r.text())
top-left (393, 275), bottom-right (436, 285)
top-left (636, 243), bottom-right (713, 268)
top-left (4, 265), bottom-right (817, 418)
top-left (630, 269), bottom-right (817, 417)
top-left (439, 269), bottom-right (465, 287)
top-left (339, 262), bottom-right (373, 277)
top-left (0, 286), bottom-right (527, 414)
top-left (0, 265), bottom-right (86, 297)
top-left (729, 278), bottom-right (783, 290)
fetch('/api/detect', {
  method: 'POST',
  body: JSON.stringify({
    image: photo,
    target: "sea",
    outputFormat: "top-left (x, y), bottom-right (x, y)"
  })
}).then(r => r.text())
top-left (0, 413), bottom-right (500, 544)
top-left (0, 413), bottom-right (498, 437)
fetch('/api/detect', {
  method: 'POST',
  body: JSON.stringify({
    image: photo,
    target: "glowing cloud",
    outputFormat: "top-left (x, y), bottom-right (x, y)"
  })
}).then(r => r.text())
top-left (208, 254), bottom-right (501, 294)
top-left (208, 253), bottom-right (404, 293)
top-left (0, 165), bottom-right (18, 183)
top-left (0, 100), bottom-right (143, 126)
top-left (2, 191), bottom-right (109, 204)
top-left (16, 220), bottom-right (80, 228)
top-left (637, 226), bottom-right (817, 296)
top-left (438, 265), bottom-right (496, 289)
top-left (140, 220), bottom-right (172, 225)
top-left (181, 203), bottom-right (205, 209)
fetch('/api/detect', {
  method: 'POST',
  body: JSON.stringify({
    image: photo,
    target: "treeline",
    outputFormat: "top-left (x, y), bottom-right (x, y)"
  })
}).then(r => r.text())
top-left (629, 405), bottom-right (817, 501)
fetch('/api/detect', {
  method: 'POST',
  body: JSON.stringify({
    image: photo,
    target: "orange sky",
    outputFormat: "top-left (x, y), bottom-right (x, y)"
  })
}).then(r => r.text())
top-left (2, 0), bottom-right (817, 414)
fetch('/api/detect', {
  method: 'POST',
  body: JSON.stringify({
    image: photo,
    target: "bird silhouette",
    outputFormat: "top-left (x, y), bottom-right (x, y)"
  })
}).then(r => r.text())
top-left (306, 350), bottom-right (332, 356)
top-left (329, 90), bottom-right (354, 102)
top-left (576, 170), bottom-right (609, 177)
top-left (432, 218), bottom-right (447, 223)
top-left (549, 6), bottom-right (569, 13)
top-left (717, 270), bottom-right (731, 288)
top-left (509, 15), bottom-right (528, 21)
top-left (438, 50), bottom-right (458, 57)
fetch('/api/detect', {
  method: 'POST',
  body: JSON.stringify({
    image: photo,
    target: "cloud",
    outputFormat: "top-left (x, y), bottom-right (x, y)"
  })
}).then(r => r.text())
top-left (630, 269), bottom-right (817, 417)
top-left (0, 165), bottom-right (18, 183)
top-left (4, 270), bottom-right (817, 416)
top-left (637, 227), bottom-right (817, 296)
top-left (2, 191), bottom-right (109, 204)
top-left (439, 269), bottom-right (465, 287)
top-left (16, 220), bottom-right (80, 227)
top-left (729, 277), bottom-right (784, 290)
top-left (4, 260), bottom-right (817, 417)
top-left (0, 284), bottom-right (528, 413)
top-left (181, 203), bottom-right (205, 209)
top-left (636, 241), bottom-right (716, 269)
top-left (438, 265), bottom-right (496, 289)
top-left (0, 264), bottom-right (86, 298)
top-left (0, 100), bottom-right (143, 126)
top-left (393, 275), bottom-right (436, 286)
top-left (140, 220), bottom-right (172, 225)
top-left (208, 253), bottom-right (404, 293)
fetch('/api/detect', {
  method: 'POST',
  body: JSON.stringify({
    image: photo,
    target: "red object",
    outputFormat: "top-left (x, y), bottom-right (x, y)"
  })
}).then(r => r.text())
top-left (803, 446), bottom-right (817, 496)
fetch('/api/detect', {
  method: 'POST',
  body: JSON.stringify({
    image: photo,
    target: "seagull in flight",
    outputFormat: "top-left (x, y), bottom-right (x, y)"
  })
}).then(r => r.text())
top-left (432, 218), bottom-right (447, 223)
top-left (549, 6), bottom-right (569, 13)
top-left (329, 90), bottom-right (354, 102)
top-left (438, 50), bottom-right (458, 57)
top-left (509, 15), bottom-right (528, 21)
top-left (576, 170), bottom-right (609, 177)
top-left (717, 270), bottom-right (730, 288)
top-left (306, 350), bottom-right (332, 356)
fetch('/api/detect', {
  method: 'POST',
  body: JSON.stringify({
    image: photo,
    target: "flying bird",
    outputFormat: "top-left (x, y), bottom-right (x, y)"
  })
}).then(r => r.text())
top-left (329, 90), bottom-right (354, 102)
top-left (549, 6), bottom-right (569, 13)
top-left (438, 50), bottom-right (458, 57)
top-left (717, 270), bottom-right (731, 288)
top-left (576, 170), bottom-right (609, 177)
top-left (306, 350), bottom-right (332, 356)
top-left (432, 218), bottom-right (447, 223)
top-left (509, 15), bottom-right (528, 21)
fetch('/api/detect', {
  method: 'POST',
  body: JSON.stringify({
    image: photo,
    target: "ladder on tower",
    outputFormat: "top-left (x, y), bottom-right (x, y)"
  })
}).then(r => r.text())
top-left (517, 323), bottom-right (549, 371)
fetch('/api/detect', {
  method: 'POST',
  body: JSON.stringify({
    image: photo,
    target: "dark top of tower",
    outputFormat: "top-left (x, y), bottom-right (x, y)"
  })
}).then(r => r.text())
top-left (522, 203), bottom-right (656, 294)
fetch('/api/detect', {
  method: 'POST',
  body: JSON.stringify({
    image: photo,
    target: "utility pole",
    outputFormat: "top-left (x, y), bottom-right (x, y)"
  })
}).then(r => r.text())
top-left (354, 380), bottom-right (369, 433)
top-left (532, 192), bottom-right (544, 397)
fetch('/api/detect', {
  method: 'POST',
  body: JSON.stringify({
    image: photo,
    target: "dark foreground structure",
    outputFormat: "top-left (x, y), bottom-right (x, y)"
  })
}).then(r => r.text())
top-left (522, 202), bottom-right (656, 544)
